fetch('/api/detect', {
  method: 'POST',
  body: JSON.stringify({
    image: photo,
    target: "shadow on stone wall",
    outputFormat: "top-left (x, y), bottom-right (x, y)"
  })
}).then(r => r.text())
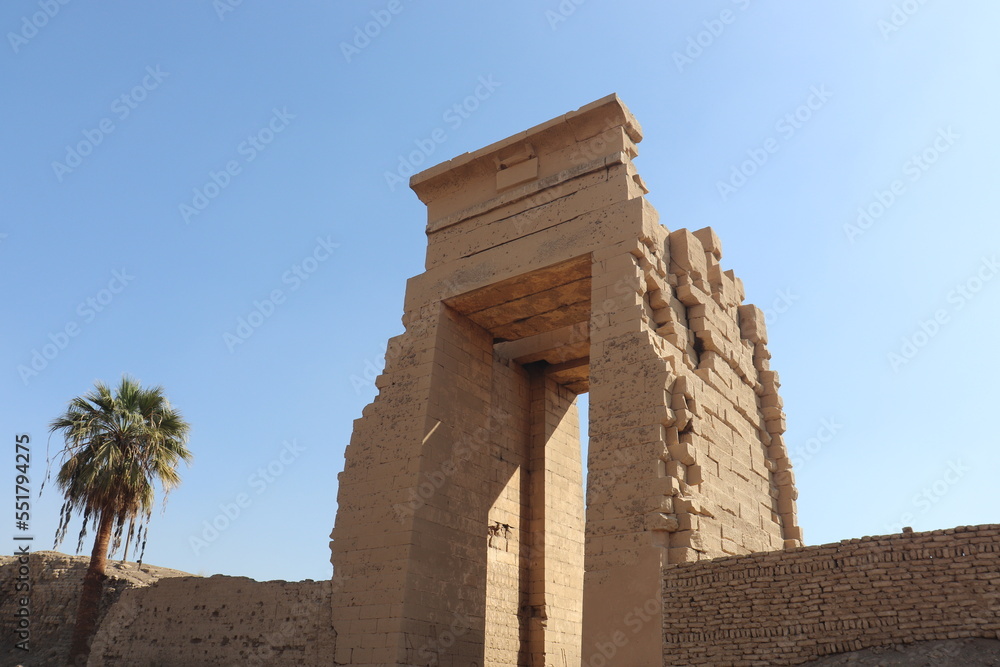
top-left (801, 637), bottom-right (1000, 666)
top-left (0, 551), bottom-right (191, 666)
top-left (0, 552), bottom-right (334, 667)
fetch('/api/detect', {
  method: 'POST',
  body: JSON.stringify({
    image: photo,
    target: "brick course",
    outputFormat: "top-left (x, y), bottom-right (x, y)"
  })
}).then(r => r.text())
top-left (662, 525), bottom-right (1000, 665)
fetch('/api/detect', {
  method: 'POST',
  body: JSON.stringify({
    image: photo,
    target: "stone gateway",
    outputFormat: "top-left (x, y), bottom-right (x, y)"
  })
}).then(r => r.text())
top-left (3, 96), bottom-right (996, 667)
top-left (329, 94), bottom-right (803, 665)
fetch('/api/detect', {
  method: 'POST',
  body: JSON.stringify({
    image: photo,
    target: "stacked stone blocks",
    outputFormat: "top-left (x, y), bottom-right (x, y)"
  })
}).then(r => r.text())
top-left (330, 94), bottom-right (803, 665)
top-left (1, 97), bottom-right (996, 667)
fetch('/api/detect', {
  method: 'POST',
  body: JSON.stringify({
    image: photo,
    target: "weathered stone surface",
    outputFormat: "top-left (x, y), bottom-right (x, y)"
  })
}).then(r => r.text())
top-left (9, 97), bottom-right (997, 667)
top-left (662, 525), bottom-right (1000, 666)
top-left (0, 551), bottom-right (190, 666)
top-left (331, 94), bottom-right (802, 665)
top-left (88, 574), bottom-right (333, 666)
top-left (0, 552), bottom-right (333, 667)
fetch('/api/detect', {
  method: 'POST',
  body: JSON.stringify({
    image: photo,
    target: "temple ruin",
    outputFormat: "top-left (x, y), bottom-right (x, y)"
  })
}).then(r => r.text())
top-left (2, 95), bottom-right (997, 667)
top-left (329, 94), bottom-right (803, 665)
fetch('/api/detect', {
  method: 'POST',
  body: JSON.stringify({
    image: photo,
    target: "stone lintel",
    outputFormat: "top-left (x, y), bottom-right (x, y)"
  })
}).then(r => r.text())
top-left (409, 93), bottom-right (643, 227)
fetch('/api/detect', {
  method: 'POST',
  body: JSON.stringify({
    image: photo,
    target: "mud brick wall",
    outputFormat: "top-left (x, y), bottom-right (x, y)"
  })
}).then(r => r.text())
top-left (87, 575), bottom-right (333, 666)
top-left (0, 552), bottom-right (94, 666)
top-left (662, 525), bottom-right (1000, 666)
top-left (0, 551), bottom-right (190, 667)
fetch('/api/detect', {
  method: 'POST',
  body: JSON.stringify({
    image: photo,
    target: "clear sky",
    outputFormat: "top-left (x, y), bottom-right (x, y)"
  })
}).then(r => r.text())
top-left (2, 1), bottom-right (998, 582)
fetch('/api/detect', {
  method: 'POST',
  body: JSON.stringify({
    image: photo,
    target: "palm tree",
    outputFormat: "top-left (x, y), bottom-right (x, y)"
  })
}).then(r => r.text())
top-left (48, 375), bottom-right (193, 666)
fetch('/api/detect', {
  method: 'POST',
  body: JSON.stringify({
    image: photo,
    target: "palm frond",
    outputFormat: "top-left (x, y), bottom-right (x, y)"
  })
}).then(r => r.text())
top-left (49, 374), bottom-right (193, 560)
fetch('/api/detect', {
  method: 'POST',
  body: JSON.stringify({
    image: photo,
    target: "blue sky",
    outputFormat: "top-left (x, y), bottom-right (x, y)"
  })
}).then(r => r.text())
top-left (2, 1), bottom-right (998, 582)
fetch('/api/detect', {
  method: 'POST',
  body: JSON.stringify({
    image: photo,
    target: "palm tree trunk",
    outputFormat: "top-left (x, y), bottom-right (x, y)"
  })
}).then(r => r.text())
top-left (66, 509), bottom-right (114, 666)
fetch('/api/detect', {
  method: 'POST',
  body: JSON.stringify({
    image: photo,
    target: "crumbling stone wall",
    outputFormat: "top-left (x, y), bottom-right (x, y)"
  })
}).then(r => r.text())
top-left (0, 551), bottom-right (190, 667)
top-left (331, 93), bottom-right (802, 665)
top-left (661, 525), bottom-right (1000, 665)
top-left (581, 215), bottom-right (804, 663)
top-left (9, 99), bottom-right (996, 667)
top-left (87, 574), bottom-right (333, 666)
top-left (9, 531), bottom-right (1000, 667)
top-left (1, 551), bottom-right (332, 666)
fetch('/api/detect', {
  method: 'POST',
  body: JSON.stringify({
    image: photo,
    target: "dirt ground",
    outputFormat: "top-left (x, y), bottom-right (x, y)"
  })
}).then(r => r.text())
top-left (804, 638), bottom-right (1000, 666)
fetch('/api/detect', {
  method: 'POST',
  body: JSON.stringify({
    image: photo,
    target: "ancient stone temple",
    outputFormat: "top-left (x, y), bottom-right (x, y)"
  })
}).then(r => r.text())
top-left (3, 95), bottom-right (997, 667)
top-left (329, 94), bottom-right (803, 665)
